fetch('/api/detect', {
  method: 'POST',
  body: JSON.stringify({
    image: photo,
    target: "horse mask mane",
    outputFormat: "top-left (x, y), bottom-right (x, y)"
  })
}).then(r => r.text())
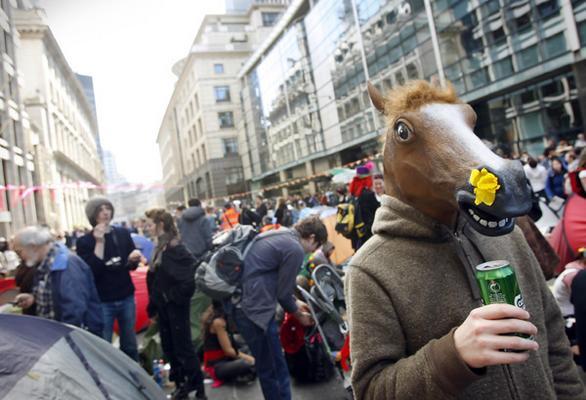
top-left (368, 80), bottom-right (531, 236)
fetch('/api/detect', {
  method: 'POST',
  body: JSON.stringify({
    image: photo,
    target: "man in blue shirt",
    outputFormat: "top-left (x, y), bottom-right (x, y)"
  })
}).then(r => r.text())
top-left (233, 216), bottom-right (328, 400)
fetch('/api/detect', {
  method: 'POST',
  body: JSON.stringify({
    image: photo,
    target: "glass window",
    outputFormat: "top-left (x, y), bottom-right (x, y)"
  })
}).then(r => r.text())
top-left (225, 167), bottom-right (244, 185)
top-left (214, 86), bottom-right (231, 102)
top-left (580, 21), bottom-right (586, 48)
top-left (467, 67), bottom-right (489, 90)
top-left (543, 33), bottom-right (566, 59)
top-left (518, 112), bottom-right (545, 140)
top-left (514, 13), bottom-right (531, 33)
top-left (537, 0), bottom-right (559, 20)
top-left (482, 0), bottom-right (500, 17)
top-left (223, 137), bottom-right (238, 155)
top-left (262, 12), bottom-right (281, 27)
top-left (218, 111), bottom-right (234, 128)
top-left (492, 27), bottom-right (506, 45)
top-left (517, 45), bottom-right (539, 69)
top-left (493, 57), bottom-right (514, 80)
top-left (214, 63), bottom-right (224, 74)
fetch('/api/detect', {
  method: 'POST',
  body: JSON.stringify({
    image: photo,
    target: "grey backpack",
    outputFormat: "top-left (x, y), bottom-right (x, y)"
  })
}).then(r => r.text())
top-left (195, 226), bottom-right (291, 300)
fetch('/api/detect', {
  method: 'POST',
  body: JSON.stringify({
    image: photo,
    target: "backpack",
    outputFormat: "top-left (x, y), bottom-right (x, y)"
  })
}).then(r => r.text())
top-left (195, 226), bottom-right (289, 300)
top-left (335, 197), bottom-right (366, 239)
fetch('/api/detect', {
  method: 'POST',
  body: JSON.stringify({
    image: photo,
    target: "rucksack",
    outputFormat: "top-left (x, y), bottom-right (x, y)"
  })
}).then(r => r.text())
top-left (195, 226), bottom-right (290, 300)
top-left (335, 197), bottom-right (366, 239)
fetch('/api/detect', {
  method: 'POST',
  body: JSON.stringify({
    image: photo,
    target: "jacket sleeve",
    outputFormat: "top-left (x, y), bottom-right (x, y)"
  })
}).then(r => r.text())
top-left (276, 240), bottom-right (303, 314)
top-left (58, 257), bottom-right (103, 335)
top-left (75, 235), bottom-right (106, 279)
top-left (541, 268), bottom-right (586, 398)
top-left (346, 266), bottom-right (482, 400)
top-left (146, 269), bottom-right (157, 318)
top-left (545, 176), bottom-right (554, 199)
top-left (202, 217), bottom-right (213, 252)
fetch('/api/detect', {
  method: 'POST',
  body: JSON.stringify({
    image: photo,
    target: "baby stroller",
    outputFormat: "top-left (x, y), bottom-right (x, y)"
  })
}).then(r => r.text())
top-left (282, 264), bottom-right (352, 396)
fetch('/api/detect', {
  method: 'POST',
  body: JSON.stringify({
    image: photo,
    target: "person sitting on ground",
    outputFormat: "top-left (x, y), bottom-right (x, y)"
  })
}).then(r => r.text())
top-left (145, 208), bottom-right (207, 400)
top-left (14, 226), bottom-right (103, 336)
top-left (202, 301), bottom-right (256, 387)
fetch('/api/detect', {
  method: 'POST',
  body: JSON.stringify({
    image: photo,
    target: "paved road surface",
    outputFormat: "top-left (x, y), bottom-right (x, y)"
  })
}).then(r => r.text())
top-left (202, 374), bottom-right (351, 400)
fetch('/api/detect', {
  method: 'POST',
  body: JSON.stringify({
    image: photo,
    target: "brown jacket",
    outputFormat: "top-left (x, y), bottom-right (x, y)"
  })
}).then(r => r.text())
top-left (346, 195), bottom-right (585, 400)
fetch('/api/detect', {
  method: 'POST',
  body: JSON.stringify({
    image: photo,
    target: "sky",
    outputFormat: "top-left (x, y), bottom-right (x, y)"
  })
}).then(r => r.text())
top-left (36, 0), bottom-right (225, 184)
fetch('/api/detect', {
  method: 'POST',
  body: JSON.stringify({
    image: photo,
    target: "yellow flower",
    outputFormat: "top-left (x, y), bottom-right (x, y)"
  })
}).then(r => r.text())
top-left (469, 168), bottom-right (501, 206)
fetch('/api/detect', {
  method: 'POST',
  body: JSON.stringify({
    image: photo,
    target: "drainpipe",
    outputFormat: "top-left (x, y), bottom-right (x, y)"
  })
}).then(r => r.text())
top-left (424, 0), bottom-right (446, 87)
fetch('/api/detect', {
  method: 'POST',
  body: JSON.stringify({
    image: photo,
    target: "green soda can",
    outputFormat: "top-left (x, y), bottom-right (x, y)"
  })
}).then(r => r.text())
top-left (475, 260), bottom-right (531, 341)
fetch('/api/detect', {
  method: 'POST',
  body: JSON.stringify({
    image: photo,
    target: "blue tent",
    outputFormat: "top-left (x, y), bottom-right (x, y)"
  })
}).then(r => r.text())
top-left (0, 314), bottom-right (165, 399)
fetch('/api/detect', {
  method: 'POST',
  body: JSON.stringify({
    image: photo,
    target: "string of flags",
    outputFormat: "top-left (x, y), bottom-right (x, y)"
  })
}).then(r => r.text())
top-left (0, 153), bottom-right (382, 208)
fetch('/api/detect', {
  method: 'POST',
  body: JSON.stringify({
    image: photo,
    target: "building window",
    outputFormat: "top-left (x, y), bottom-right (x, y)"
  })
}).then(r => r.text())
top-left (543, 33), bottom-right (567, 59)
top-left (214, 63), bottom-right (224, 74)
top-left (214, 86), bottom-right (231, 102)
top-left (517, 45), bottom-right (539, 70)
top-left (223, 137), bottom-right (238, 155)
top-left (225, 167), bottom-right (244, 185)
top-left (262, 12), bottom-right (281, 27)
top-left (493, 57), bottom-right (514, 80)
top-left (218, 111), bottom-right (234, 128)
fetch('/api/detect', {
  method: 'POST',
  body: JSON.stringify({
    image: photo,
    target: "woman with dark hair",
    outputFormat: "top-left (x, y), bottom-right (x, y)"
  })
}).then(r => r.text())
top-left (202, 301), bottom-right (256, 386)
top-left (546, 157), bottom-right (568, 200)
top-left (145, 208), bottom-right (206, 400)
top-left (274, 197), bottom-right (292, 227)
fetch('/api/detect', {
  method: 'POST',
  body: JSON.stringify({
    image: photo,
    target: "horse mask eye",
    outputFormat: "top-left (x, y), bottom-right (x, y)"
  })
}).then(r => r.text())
top-left (395, 121), bottom-right (412, 142)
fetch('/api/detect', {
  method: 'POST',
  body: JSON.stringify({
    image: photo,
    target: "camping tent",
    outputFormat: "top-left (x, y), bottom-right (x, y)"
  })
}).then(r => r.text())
top-left (0, 314), bottom-right (165, 399)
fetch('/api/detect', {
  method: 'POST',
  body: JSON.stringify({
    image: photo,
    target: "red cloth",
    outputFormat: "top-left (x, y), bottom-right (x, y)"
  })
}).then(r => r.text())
top-left (204, 349), bottom-right (227, 388)
top-left (113, 267), bottom-right (149, 333)
top-left (0, 278), bottom-right (15, 292)
top-left (549, 195), bottom-right (586, 275)
top-left (203, 349), bottom-right (227, 368)
top-left (340, 334), bottom-right (351, 372)
top-left (349, 176), bottom-right (373, 197)
top-left (280, 313), bottom-right (305, 354)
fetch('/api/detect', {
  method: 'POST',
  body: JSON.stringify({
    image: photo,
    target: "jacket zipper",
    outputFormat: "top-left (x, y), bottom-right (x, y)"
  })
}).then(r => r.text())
top-left (452, 228), bottom-right (518, 400)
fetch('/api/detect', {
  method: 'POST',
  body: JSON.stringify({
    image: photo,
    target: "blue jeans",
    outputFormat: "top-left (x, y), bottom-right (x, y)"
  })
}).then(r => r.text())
top-left (233, 307), bottom-right (291, 400)
top-left (102, 295), bottom-right (138, 361)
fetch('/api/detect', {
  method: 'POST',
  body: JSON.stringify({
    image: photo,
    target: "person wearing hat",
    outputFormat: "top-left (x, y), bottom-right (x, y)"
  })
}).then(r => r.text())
top-left (76, 196), bottom-right (142, 360)
top-left (348, 165), bottom-right (380, 251)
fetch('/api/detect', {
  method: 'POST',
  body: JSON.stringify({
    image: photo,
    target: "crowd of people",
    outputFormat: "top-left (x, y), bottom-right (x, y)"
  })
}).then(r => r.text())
top-left (0, 131), bottom-right (585, 399)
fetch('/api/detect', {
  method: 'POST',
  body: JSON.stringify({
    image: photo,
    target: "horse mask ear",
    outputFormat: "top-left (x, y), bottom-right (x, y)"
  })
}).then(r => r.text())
top-left (367, 82), bottom-right (385, 114)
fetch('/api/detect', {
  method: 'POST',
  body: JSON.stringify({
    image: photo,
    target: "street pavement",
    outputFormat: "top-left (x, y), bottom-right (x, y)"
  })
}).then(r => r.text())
top-left (203, 374), bottom-right (352, 400)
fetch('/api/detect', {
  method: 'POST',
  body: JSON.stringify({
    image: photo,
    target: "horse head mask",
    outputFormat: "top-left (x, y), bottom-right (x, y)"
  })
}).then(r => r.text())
top-left (368, 80), bottom-right (531, 236)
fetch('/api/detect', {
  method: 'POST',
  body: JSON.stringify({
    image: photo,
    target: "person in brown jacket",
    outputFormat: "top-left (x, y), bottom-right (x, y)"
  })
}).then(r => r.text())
top-left (346, 81), bottom-right (585, 400)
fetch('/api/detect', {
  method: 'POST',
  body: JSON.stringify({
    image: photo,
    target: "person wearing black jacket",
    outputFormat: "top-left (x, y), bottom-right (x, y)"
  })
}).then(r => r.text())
top-left (145, 208), bottom-right (207, 400)
top-left (255, 195), bottom-right (268, 220)
top-left (76, 197), bottom-right (142, 361)
top-left (348, 166), bottom-right (380, 250)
